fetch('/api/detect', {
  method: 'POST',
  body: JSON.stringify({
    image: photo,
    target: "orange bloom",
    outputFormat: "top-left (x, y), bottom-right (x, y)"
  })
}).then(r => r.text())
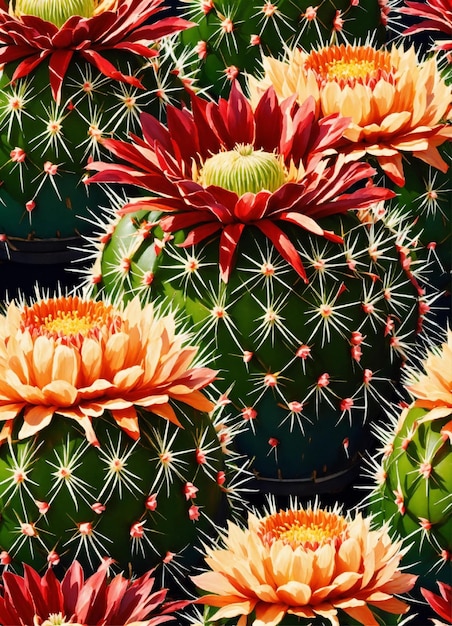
top-left (248, 43), bottom-right (452, 186)
top-left (192, 502), bottom-right (417, 626)
top-left (0, 295), bottom-right (216, 445)
top-left (405, 329), bottom-right (452, 422)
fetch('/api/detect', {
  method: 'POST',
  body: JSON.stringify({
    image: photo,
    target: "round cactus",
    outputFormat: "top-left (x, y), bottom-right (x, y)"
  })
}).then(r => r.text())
top-left (366, 330), bottom-right (452, 591)
top-left (82, 83), bottom-right (431, 494)
top-left (174, 0), bottom-right (387, 98)
top-left (0, 293), bottom-right (246, 587)
top-left (0, 0), bottom-right (193, 257)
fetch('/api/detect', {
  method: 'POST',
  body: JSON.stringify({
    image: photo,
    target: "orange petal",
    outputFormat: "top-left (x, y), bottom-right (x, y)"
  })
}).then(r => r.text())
top-left (111, 407), bottom-right (140, 440)
top-left (42, 380), bottom-right (77, 406)
top-left (19, 405), bottom-right (55, 439)
top-left (276, 581), bottom-right (311, 605)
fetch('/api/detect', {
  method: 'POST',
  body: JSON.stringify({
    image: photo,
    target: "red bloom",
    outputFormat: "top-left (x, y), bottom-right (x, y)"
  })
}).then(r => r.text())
top-left (421, 581), bottom-right (452, 624)
top-left (87, 83), bottom-right (395, 283)
top-left (0, 0), bottom-right (193, 103)
top-left (399, 0), bottom-right (452, 52)
top-left (0, 560), bottom-right (188, 625)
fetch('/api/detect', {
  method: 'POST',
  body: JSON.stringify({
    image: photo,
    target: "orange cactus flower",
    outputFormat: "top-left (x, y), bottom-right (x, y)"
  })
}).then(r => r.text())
top-left (192, 501), bottom-right (417, 626)
top-left (248, 43), bottom-right (452, 186)
top-left (405, 329), bottom-right (452, 422)
top-left (0, 294), bottom-right (216, 446)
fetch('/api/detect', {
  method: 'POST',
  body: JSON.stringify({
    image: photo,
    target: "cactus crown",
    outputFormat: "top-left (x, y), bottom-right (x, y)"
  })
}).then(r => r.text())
top-left (200, 144), bottom-right (286, 195)
top-left (11, 0), bottom-right (96, 25)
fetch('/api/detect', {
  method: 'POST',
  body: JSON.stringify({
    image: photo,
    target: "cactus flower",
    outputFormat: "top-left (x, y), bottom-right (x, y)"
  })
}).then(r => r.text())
top-left (0, 294), bottom-right (216, 445)
top-left (86, 82), bottom-right (395, 283)
top-left (404, 329), bottom-right (452, 423)
top-left (0, 560), bottom-right (187, 625)
top-left (192, 501), bottom-right (417, 626)
top-left (0, 0), bottom-right (193, 103)
top-left (421, 581), bottom-right (452, 625)
top-left (248, 43), bottom-right (452, 186)
top-left (398, 0), bottom-right (452, 53)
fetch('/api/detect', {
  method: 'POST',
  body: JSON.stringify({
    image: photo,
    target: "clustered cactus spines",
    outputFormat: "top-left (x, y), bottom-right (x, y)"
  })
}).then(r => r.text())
top-left (175, 0), bottom-right (387, 98)
top-left (0, 0), bottom-right (193, 251)
top-left (0, 407), bottom-right (229, 582)
top-left (367, 405), bottom-right (452, 590)
top-left (87, 207), bottom-right (427, 490)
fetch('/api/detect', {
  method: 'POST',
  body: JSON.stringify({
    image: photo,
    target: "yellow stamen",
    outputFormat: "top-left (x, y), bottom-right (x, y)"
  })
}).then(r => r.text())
top-left (259, 508), bottom-right (348, 549)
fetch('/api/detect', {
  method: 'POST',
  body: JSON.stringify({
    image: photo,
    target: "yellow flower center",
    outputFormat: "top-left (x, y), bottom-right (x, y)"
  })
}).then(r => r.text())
top-left (200, 143), bottom-right (286, 196)
top-left (40, 614), bottom-right (70, 626)
top-left (306, 45), bottom-right (394, 86)
top-left (20, 297), bottom-right (120, 345)
top-left (326, 59), bottom-right (376, 81)
top-left (10, 0), bottom-right (118, 25)
top-left (259, 508), bottom-right (348, 550)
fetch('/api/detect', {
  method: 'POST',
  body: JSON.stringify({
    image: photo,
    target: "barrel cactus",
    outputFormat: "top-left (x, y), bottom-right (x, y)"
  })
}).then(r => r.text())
top-left (0, 0), bottom-right (193, 259)
top-left (82, 83), bottom-right (431, 495)
top-left (0, 292), bottom-right (246, 587)
top-left (173, 0), bottom-right (387, 98)
top-left (366, 329), bottom-right (452, 591)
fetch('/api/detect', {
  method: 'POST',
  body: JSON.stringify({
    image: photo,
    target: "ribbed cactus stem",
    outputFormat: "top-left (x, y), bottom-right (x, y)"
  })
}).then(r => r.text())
top-left (11, 0), bottom-right (95, 25)
top-left (201, 144), bottom-right (286, 195)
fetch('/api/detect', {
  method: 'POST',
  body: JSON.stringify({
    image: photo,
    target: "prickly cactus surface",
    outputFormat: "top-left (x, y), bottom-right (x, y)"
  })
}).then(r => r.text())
top-left (175, 0), bottom-right (386, 98)
top-left (0, 405), bottom-right (233, 582)
top-left (0, 0), bottom-right (194, 252)
top-left (367, 405), bottom-right (452, 591)
top-left (87, 207), bottom-right (426, 491)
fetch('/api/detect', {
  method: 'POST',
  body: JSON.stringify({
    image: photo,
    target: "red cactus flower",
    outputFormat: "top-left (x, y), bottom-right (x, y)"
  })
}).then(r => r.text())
top-left (0, 560), bottom-right (188, 625)
top-left (399, 0), bottom-right (452, 53)
top-left (0, 0), bottom-right (193, 103)
top-left (421, 581), bottom-right (452, 625)
top-left (86, 83), bottom-right (395, 283)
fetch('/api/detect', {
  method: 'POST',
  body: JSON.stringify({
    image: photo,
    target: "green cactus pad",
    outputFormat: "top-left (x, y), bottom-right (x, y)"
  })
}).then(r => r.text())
top-left (367, 406), bottom-right (452, 591)
top-left (0, 406), bottom-right (231, 584)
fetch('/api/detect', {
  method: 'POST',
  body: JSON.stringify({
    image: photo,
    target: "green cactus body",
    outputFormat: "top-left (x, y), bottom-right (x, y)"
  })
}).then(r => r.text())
top-left (367, 406), bottom-right (452, 590)
top-left (0, 405), bottom-right (232, 582)
top-left (0, 39), bottom-right (192, 249)
top-left (89, 207), bottom-right (425, 491)
top-left (175, 0), bottom-right (386, 97)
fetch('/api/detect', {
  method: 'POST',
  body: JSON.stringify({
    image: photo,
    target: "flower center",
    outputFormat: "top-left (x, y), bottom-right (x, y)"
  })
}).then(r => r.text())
top-left (200, 143), bottom-right (286, 196)
top-left (40, 613), bottom-right (70, 626)
top-left (20, 297), bottom-right (120, 345)
top-left (259, 508), bottom-right (348, 550)
top-left (306, 45), bottom-right (394, 87)
top-left (11, 0), bottom-right (96, 26)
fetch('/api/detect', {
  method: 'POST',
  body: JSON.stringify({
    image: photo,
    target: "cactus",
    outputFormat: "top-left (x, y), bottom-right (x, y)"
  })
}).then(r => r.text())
top-left (0, 293), bottom-right (248, 587)
top-left (83, 84), bottom-right (430, 494)
top-left (0, 0), bottom-right (194, 256)
top-left (173, 0), bottom-right (387, 98)
top-left (365, 330), bottom-right (452, 591)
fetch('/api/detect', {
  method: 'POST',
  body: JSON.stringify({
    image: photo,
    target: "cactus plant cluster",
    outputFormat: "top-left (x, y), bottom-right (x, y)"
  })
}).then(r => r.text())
top-left (82, 83), bottom-right (434, 493)
top-left (0, 0), bottom-right (194, 257)
top-left (175, 0), bottom-right (387, 98)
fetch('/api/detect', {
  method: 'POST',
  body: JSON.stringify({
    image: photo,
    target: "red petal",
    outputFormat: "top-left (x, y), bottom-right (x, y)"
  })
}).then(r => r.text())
top-left (79, 49), bottom-right (145, 89)
top-left (226, 81), bottom-right (255, 146)
top-left (420, 586), bottom-right (452, 622)
top-left (257, 220), bottom-right (308, 282)
top-left (177, 222), bottom-right (223, 246)
top-left (48, 49), bottom-right (74, 103)
top-left (219, 223), bottom-right (246, 282)
top-left (279, 210), bottom-right (343, 243)
top-left (254, 86), bottom-right (283, 152)
top-left (61, 561), bottom-right (85, 618)
top-left (233, 191), bottom-right (270, 222)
